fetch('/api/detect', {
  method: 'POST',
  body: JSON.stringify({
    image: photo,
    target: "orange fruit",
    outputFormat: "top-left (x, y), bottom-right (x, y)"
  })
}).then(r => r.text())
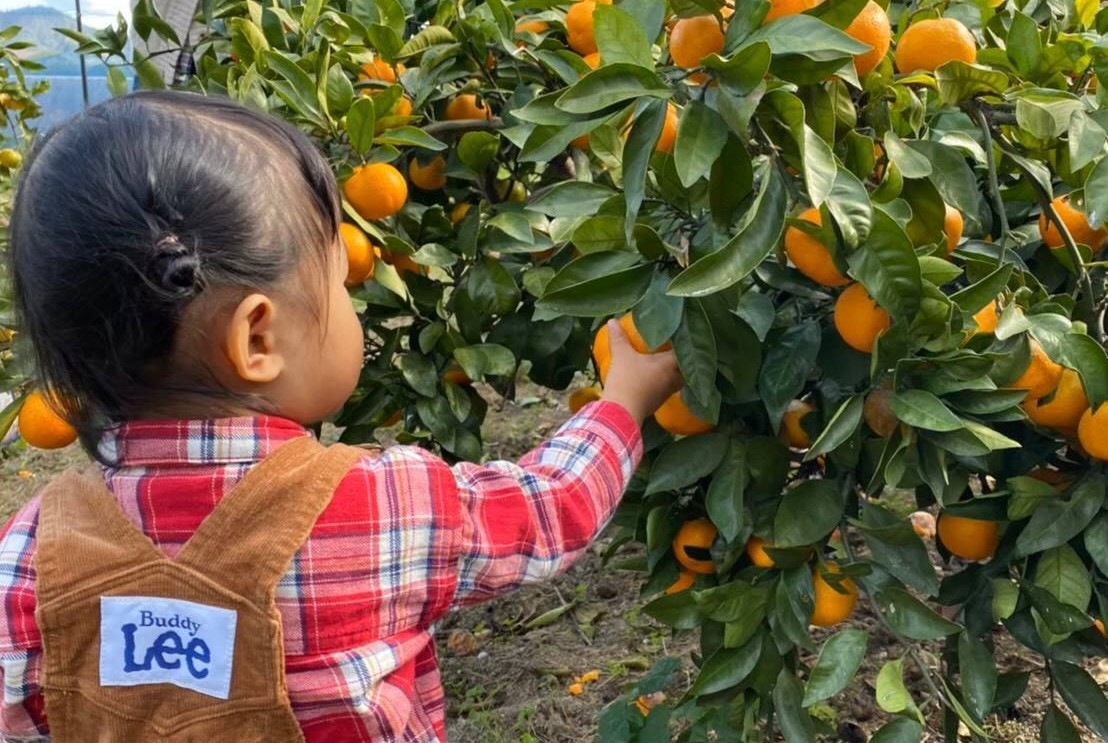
top-left (746, 536), bottom-right (775, 568)
top-left (592, 314), bottom-right (673, 383)
top-left (834, 283), bottom-right (891, 353)
top-left (872, 141), bottom-right (886, 181)
top-left (781, 399), bottom-right (815, 448)
top-left (672, 518), bottom-right (717, 574)
top-left (1077, 404), bottom-right (1108, 460)
top-left (450, 202), bottom-right (472, 225)
top-left (408, 156), bottom-right (447, 191)
top-left (810, 563), bottom-right (858, 627)
top-left (515, 19), bottom-right (549, 36)
top-left (1024, 367), bottom-right (1087, 431)
top-left (571, 133), bottom-right (591, 150)
top-left (1095, 619), bottom-right (1105, 637)
top-left (568, 385), bottom-right (602, 413)
top-left (784, 207), bottom-right (849, 287)
top-left (1039, 195), bottom-right (1108, 252)
top-left (445, 93), bottom-right (493, 121)
top-left (894, 18), bottom-right (977, 74)
top-left (863, 387), bottom-right (898, 437)
top-left (937, 513), bottom-right (999, 561)
top-left (18, 390), bottom-right (77, 450)
top-left (583, 52), bottom-right (601, 69)
top-left (669, 15), bottom-right (725, 68)
top-left (910, 511), bottom-right (937, 539)
top-left (383, 410), bottom-right (402, 427)
top-left (944, 205), bottom-right (964, 255)
top-left (844, 1), bottom-right (891, 77)
top-left (664, 570), bottom-right (697, 594)
top-left (443, 365), bottom-right (473, 386)
top-left (654, 392), bottom-right (714, 436)
top-left (1027, 467), bottom-right (1075, 489)
top-left (763, 0), bottom-right (822, 24)
top-left (344, 163), bottom-right (408, 221)
top-left (1011, 342), bottom-right (1064, 401)
top-left (377, 248), bottom-right (426, 277)
top-left (565, 0), bottom-right (612, 55)
top-left (392, 95), bottom-right (413, 117)
top-left (339, 223), bottom-right (376, 286)
top-left (973, 300), bottom-right (1000, 334)
top-left (655, 102), bottom-right (679, 153)
top-left (358, 58), bottom-right (401, 83)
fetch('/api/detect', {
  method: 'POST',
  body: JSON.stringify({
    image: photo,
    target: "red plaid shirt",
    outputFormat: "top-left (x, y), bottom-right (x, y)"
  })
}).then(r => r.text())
top-left (0, 401), bottom-right (641, 742)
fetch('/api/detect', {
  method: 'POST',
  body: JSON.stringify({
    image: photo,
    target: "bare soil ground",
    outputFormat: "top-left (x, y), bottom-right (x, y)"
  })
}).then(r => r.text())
top-left (0, 379), bottom-right (1096, 741)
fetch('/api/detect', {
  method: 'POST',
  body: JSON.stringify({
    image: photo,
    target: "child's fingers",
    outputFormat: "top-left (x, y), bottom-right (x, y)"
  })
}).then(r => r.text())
top-left (606, 319), bottom-right (633, 353)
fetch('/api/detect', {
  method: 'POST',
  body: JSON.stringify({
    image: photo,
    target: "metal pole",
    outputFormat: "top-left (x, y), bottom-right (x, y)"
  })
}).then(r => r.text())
top-left (73, 0), bottom-right (89, 107)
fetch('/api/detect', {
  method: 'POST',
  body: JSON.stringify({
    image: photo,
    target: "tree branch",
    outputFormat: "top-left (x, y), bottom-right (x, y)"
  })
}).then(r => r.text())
top-left (421, 118), bottom-right (506, 137)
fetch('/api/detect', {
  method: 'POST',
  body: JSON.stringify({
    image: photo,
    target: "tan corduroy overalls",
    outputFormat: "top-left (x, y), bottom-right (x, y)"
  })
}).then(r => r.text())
top-left (33, 436), bottom-right (362, 742)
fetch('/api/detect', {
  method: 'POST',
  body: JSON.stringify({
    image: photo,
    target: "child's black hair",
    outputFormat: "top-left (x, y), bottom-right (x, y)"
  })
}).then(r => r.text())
top-left (7, 90), bottom-right (343, 459)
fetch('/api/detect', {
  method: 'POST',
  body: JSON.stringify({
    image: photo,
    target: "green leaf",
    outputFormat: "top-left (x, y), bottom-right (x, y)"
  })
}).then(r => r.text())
top-left (456, 131), bottom-right (500, 173)
top-left (454, 344), bottom-right (516, 380)
top-left (1033, 545), bottom-right (1092, 618)
top-left (935, 61), bottom-right (1010, 106)
top-left (538, 252), bottom-right (652, 317)
top-left (623, 100), bottom-right (667, 244)
top-left (802, 629), bottom-right (868, 706)
top-left (1023, 583), bottom-right (1094, 635)
top-left (529, 182), bottom-right (617, 218)
top-left (1015, 90), bottom-right (1084, 140)
top-left (870, 718), bottom-right (923, 743)
top-left (773, 668), bottom-right (817, 743)
top-left (632, 273), bottom-right (684, 349)
top-left (774, 479), bottom-right (843, 547)
top-left (344, 98), bottom-right (374, 155)
top-left (593, 4), bottom-right (653, 69)
top-left (263, 50), bottom-right (324, 125)
top-left (1007, 476), bottom-right (1060, 521)
top-left (758, 321), bottom-right (821, 432)
top-left (884, 130), bottom-right (931, 179)
top-left (374, 126), bottom-right (447, 151)
top-left (745, 15), bottom-right (867, 84)
top-left (673, 299), bottom-right (721, 419)
top-left (958, 632), bottom-right (997, 722)
top-left (1084, 514), bottom-right (1108, 578)
top-left (396, 24), bottom-right (454, 58)
top-left (396, 353), bottom-right (438, 397)
top-left (1041, 705), bottom-right (1083, 743)
top-left (889, 390), bottom-right (964, 432)
top-left (686, 637), bottom-right (762, 697)
top-left (694, 580), bottom-right (771, 623)
top-left (134, 56), bottom-right (165, 90)
top-left (107, 66), bottom-right (128, 97)
top-left (668, 165), bottom-right (787, 296)
top-left (1007, 12), bottom-right (1042, 78)
top-left (825, 167), bottom-right (873, 249)
top-left (706, 446), bottom-right (746, 544)
top-left (1016, 476), bottom-right (1105, 557)
top-left (572, 216), bottom-right (625, 253)
top-left (646, 433), bottom-right (729, 495)
top-left (805, 394), bottom-right (863, 462)
top-left (875, 658), bottom-right (916, 715)
top-left (876, 587), bottom-right (961, 640)
top-left (461, 258), bottom-right (521, 316)
top-left (949, 264), bottom-right (1013, 314)
top-left (857, 503), bottom-right (939, 596)
top-left (702, 41), bottom-right (770, 96)
top-left (1069, 111), bottom-right (1108, 172)
top-left (846, 208), bottom-right (921, 322)
top-left (1083, 157), bottom-right (1108, 231)
top-left (642, 592), bottom-right (700, 629)
top-left (555, 64), bottom-right (671, 114)
top-left (1054, 661), bottom-right (1108, 740)
top-left (674, 102), bottom-right (729, 188)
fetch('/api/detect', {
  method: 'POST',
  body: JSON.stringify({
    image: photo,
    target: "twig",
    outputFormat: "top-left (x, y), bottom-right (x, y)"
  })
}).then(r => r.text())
top-left (421, 118), bottom-right (506, 137)
top-left (972, 106), bottom-right (1010, 262)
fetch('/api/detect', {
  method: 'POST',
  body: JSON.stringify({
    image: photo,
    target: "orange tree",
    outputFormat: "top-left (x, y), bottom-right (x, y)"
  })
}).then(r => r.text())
top-left (52, 0), bottom-right (1108, 738)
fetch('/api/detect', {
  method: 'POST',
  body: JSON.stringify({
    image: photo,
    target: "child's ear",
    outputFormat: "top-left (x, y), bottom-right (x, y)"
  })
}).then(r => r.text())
top-left (223, 294), bottom-right (284, 384)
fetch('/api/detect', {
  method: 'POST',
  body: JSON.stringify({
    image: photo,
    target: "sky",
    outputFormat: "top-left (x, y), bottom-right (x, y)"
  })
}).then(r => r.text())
top-left (0, 0), bottom-right (129, 30)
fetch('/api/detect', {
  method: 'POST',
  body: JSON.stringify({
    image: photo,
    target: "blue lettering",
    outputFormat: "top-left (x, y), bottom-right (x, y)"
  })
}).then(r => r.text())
top-left (120, 624), bottom-right (212, 680)
top-left (185, 638), bottom-right (210, 679)
top-left (151, 631), bottom-right (183, 670)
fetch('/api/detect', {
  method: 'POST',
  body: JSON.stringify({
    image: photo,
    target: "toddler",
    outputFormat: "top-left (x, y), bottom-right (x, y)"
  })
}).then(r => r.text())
top-left (0, 91), bottom-right (682, 742)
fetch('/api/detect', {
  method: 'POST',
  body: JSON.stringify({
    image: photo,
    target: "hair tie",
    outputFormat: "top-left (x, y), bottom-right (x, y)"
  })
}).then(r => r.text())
top-left (151, 233), bottom-right (203, 299)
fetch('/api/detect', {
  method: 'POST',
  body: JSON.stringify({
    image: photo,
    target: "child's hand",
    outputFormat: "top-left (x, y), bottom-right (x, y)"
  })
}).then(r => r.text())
top-left (600, 319), bottom-right (684, 424)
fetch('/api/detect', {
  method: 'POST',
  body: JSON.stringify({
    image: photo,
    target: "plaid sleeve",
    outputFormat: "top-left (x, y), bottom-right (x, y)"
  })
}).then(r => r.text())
top-left (449, 400), bottom-right (642, 607)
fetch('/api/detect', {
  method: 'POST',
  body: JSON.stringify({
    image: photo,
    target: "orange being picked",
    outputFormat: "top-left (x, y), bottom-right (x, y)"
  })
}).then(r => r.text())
top-left (445, 93), bottom-right (493, 121)
top-left (863, 387), bottom-right (898, 437)
top-left (655, 102), bottom-right (679, 154)
top-left (339, 223), bottom-right (376, 286)
top-left (568, 385), bottom-right (602, 413)
top-left (664, 570), bottom-right (697, 594)
top-left (344, 163), bottom-right (408, 221)
top-left (973, 300), bottom-right (1000, 334)
top-left (844, 1), bottom-right (891, 77)
top-left (672, 518), bottom-right (717, 574)
top-left (669, 15), bottom-right (725, 68)
top-left (784, 207), bottom-right (849, 287)
top-left (408, 156), bottom-right (447, 191)
top-left (834, 283), bottom-right (890, 353)
top-left (937, 513), bottom-right (999, 561)
top-left (654, 392), bottom-right (714, 436)
top-left (592, 314), bottom-right (673, 383)
top-left (1024, 367), bottom-right (1087, 431)
top-left (1078, 404), bottom-right (1108, 460)
top-left (781, 399), bottom-right (815, 448)
top-left (894, 18), bottom-right (977, 73)
top-left (18, 390), bottom-right (77, 450)
top-left (763, 0), bottom-right (822, 24)
top-left (745, 536), bottom-right (776, 568)
top-left (944, 205), bottom-right (964, 255)
top-left (1039, 195), bottom-right (1108, 252)
top-left (565, 0), bottom-right (612, 55)
top-left (810, 563), bottom-right (858, 627)
top-left (1011, 342), bottom-right (1064, 400)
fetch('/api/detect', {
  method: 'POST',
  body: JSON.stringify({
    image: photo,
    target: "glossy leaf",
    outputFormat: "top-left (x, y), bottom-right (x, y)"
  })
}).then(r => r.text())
top-left (802, 629), bottom-right (868, 706)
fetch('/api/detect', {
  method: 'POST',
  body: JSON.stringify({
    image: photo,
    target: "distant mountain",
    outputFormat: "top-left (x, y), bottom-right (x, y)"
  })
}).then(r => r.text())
top-left (0, 5), bottom-right (107, 76)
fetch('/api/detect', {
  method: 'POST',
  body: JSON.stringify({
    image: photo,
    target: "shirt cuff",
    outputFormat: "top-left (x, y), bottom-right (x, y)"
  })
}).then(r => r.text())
top-left (572, 399), bottom-right (644, 475)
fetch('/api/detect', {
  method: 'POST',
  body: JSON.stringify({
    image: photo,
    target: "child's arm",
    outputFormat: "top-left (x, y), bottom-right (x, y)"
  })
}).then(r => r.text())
top-left (450, 320), bottom-right (682, 607)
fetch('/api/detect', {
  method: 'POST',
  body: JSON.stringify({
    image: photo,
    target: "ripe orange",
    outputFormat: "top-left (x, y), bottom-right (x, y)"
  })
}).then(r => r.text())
top-left (18, 390), bottom-right (77, 450)
top-left (568, 385), bottom-right (602, 413)
top-left (1096, 619), bottom-right (1106, 637)
top-left (450, 202), bottom-right (472, 225)
top-left (0, 149), bottom-right (22, 169)
top-left (937, 513), bottom-right (999, 561)
top-left (664, 569), bottom-right (697, 594)
top-left (583, 52), bottom-right (601, 69)
top-left (1011, 342), bottom-right (1064, 401)
top-left (834, 283), bottom-right (890, 353)
top-left (844, 1), bottom-right (891, 77)
top-left (571, 133), bottom-right (591, 150)
top-left (515, 19), bottom-right (549, 36)
top-left (358, 58), bottom-right (402, 83)
top-left (784, 208), bottom-right (849, 287)
top-left (1024, 367), bottom-right (1087, 431)
top-left (655, 102), bottom-right (679, 153)
top-left (344, 163), bottom-right (408, 221)
top-left (894, 18), bottom-right (977, 74)
top-left (654, 392), bottom-right (714, 436)
top-left (973, 300), bottom-right (1000, 334)
top-left (1077, 404), bottom-right (1108, 460)
top-left (592, 314), bottom-right (673, 383)
top-left (669, 15), bottom-right (725, 69)
top-left (672, 518), bottom-right (717, 574)
top-left (445, 93), bottom-right (493, 121)
top-left (810, 563), bottom-right (858, 627)
top-left (1039, 195), bottom-right (1108, 252)
top-left (863, 387), bottom-right (898, 437)
top-left (408, 156), bottom-right (447, 191)
top-left (763, 0), bottom-right (822, 24)
top-left (339, 223), bottom-right (376, 286)
top-left (443, 365), bottom-right (473, 386)
top-left (910, 511), bottom-right (937, 539)
top-left (565, 0), bottom-right (612, 56)
top-left (746, 536), bottom-right (775, 568)
top-left (944, 205), bottom-right (964, 255)
top-left (377, 247), bottom-right (426, 277)
top-left (781, 399), bottom-right (815, 448)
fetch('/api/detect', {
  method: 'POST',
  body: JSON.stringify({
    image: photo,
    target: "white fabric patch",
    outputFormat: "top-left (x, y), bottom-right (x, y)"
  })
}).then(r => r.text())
top-left (99, 596), bottom-right (237, 699)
